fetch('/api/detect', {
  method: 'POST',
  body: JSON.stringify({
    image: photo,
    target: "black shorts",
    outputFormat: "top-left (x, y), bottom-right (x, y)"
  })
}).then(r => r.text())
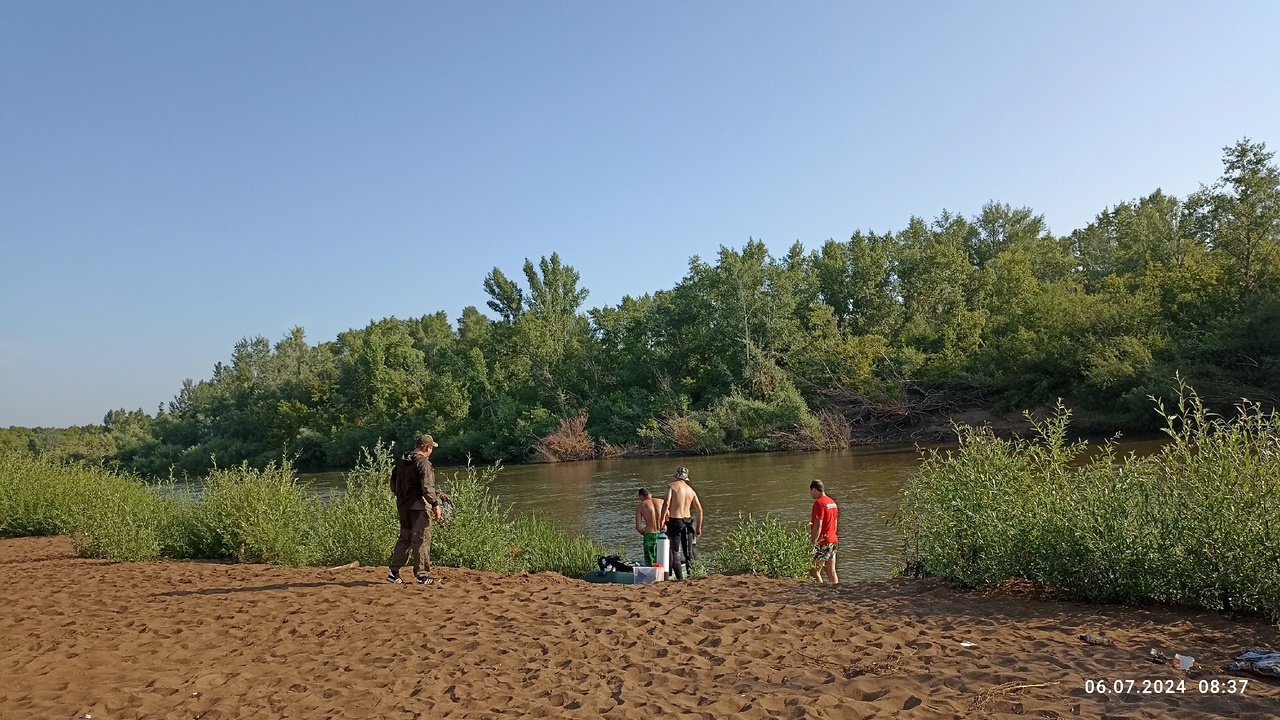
top-left (814, 543), bottom-right (838, 562)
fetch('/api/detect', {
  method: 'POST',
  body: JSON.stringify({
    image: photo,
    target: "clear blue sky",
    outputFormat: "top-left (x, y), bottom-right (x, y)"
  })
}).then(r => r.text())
top-left (2, 1), bottom-right (1278, 427)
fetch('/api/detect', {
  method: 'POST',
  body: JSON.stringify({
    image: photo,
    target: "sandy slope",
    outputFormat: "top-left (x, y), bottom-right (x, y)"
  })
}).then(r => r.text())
top-left (0, 536), bottom-right (1276, 719)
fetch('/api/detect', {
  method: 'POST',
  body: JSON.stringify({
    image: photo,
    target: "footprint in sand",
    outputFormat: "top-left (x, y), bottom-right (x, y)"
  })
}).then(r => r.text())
top-left (192, 672), bottom-right (234, 690)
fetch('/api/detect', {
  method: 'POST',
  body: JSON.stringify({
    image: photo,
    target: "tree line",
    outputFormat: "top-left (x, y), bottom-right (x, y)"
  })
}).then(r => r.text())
top-left (7, 139), bottom-right (1278, 476)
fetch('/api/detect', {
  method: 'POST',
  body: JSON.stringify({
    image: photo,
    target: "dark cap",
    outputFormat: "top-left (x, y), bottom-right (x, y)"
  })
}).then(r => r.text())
top-left (417, 434), bottom-right (439, 449)
top-left (672, 466), bottom-right (688, 479)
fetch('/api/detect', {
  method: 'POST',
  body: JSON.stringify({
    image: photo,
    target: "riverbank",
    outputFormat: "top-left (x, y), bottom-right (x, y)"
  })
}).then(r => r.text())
top-left (526, 404), bottom-right (1035, 464)
top-left (3, 537), bottom-right (1276, 719)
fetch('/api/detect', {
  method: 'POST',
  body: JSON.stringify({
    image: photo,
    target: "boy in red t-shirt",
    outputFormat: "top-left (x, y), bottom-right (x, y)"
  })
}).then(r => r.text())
top-left (809, 480), bottom-right (839, 584)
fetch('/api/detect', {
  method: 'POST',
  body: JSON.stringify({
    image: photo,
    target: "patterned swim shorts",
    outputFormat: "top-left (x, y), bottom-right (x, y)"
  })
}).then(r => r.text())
top-left (814, 543), bottom-right (838, 561)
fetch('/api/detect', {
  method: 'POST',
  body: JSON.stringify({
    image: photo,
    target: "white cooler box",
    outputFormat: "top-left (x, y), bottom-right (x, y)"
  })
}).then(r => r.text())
top-left (633, 566), bottom-right (666, 584)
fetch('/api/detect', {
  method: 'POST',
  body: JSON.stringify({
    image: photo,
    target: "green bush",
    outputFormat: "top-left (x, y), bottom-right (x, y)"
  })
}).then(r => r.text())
top-left (707, 385), bottom-right (820, 450)
top-left (312, 443), bottom-right (398, 566)
top-left (150, 480), bottom-right (215, 559)
top-left (0, 451), bottom-right (82, 537)
top-left (72, 484), bottom-right (163, 562)
top-left (192, 461), bottom-right (320, 566)
top-left (638, 414), bottom-right (727, 454)
top-left (0, 450), bottom-right (167, 562)
top-left (713, 512), bottom-right (814, 579)
top-left (897, 383), bottom-right (1280, 618)
top-left (431, 462), bottom-right (523, 573)
top-left (0, 446), bottom-right (607, 577)
top-left (639, 382), bottom-right (824, 454)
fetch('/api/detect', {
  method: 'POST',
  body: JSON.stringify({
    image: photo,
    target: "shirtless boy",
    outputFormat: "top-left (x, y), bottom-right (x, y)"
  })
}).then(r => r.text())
top-left (635, 488), bottom-right (663, 565)
top-left (661, 466), bottom-right (703, 580)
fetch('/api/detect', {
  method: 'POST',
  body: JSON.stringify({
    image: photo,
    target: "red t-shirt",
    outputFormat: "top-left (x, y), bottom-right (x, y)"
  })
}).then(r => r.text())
top-left (811, 494), bottom-right (838, 545)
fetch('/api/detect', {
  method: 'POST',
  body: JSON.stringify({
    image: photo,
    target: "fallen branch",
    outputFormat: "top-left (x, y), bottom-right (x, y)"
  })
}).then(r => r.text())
top-left (969, 681), bottom-right (1059, 711)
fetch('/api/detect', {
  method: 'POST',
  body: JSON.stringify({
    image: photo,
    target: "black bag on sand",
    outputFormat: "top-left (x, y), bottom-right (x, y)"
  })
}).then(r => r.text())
top-left (596, 555), bottom-right (635, 573)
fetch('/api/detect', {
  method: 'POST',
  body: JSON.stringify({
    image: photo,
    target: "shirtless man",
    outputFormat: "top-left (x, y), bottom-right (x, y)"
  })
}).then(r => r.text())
top-left (635, 488), bottom-right (663, 565)
top-left (660, 466), bottom-right (703, 580)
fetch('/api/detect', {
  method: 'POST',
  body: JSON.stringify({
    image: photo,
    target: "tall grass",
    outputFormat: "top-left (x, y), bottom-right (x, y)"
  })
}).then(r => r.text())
top-left (712, 512), bottom-right (814, 579)
top-left (512, 515), bottom-right (612, 576)
top-left (897, 382), bottom-right (1280, 618)
top-left (72, 480), bottom-right (165, 562)
top-left (0, 451), bottom-right (165, 561)
top-left (0, 444), bottom-right (609, 577)
top-left (312, 443), bottom-right (397, 566)
top-left (0, 451), bottom-right (100, 538)
top-left (196, 461), bottom-right (320, 566)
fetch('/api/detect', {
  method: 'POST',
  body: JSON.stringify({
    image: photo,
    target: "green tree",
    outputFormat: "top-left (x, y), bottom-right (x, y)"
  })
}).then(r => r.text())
top-left (892, 213), bottom-right (986, 376)
top-left (1073, 190), bottom-right (1198, 292)
top-left (1198, 139), bottom-right (1280, 307)
top-left (89, 137), bottom-right (1280, 473)
top-left (482, 268), bottom-right (524, 323)
top-left (810, 231), bottom-right (897, 337)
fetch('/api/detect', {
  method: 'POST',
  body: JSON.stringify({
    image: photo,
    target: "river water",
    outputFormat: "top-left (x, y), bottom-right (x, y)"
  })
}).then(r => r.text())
top-left (304, 437), bottom-right (1166, 582)
top-left (307, 444), bottom-right (933, 582)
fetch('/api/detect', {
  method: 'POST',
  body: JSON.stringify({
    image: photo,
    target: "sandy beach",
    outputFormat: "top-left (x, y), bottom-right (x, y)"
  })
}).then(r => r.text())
top-left (0, 536), bottom-right (1276, 719)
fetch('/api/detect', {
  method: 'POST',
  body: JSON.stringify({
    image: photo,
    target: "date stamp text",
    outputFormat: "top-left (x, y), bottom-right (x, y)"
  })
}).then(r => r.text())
top-left (1083, 678), bottom-right (1250, 695)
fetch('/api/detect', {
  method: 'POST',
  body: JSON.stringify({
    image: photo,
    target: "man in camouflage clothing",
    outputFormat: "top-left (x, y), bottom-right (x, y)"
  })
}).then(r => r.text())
top-left (388, 434), bottom-right (444, 585)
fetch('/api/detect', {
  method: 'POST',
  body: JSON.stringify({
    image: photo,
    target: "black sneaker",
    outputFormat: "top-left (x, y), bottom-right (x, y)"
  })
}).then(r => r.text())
top-left (387, 571), bottom-right (403, 584)
top-left (415, 574), bottom-right (434, 585)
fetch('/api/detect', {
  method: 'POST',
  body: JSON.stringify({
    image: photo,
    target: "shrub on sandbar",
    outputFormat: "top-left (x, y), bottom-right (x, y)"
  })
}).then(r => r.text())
top-left (429, 459), bottom-right (610, 575)
top-left (193, 461), bottom-right (320, 566)
top-left (897, 381), bottom-right (1280, 618)
top-left (0, 445), bottom-right (610, 577)
top-left (713, 512), bottom-right (813, 580)
top-left (0, 451), bottom-right (164, 561)
top-left (312, 443), bottom-right (398, 567)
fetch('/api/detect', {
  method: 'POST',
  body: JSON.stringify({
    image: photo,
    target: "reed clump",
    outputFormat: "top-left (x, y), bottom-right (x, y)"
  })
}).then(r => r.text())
top-left (897, 381), bottom-right (1280, 618)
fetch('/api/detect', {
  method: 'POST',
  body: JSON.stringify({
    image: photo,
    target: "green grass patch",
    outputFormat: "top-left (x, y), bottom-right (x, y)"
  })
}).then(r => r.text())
top-left (512, 515), bottom-right (610, 576)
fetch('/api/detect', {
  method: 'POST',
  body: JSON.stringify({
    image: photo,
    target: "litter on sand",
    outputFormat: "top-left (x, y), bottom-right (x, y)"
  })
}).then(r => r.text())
top-left (1079, 634), bottom-right (1114, 647)
top-left (1225, 650), bottom-right (1280, 678)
